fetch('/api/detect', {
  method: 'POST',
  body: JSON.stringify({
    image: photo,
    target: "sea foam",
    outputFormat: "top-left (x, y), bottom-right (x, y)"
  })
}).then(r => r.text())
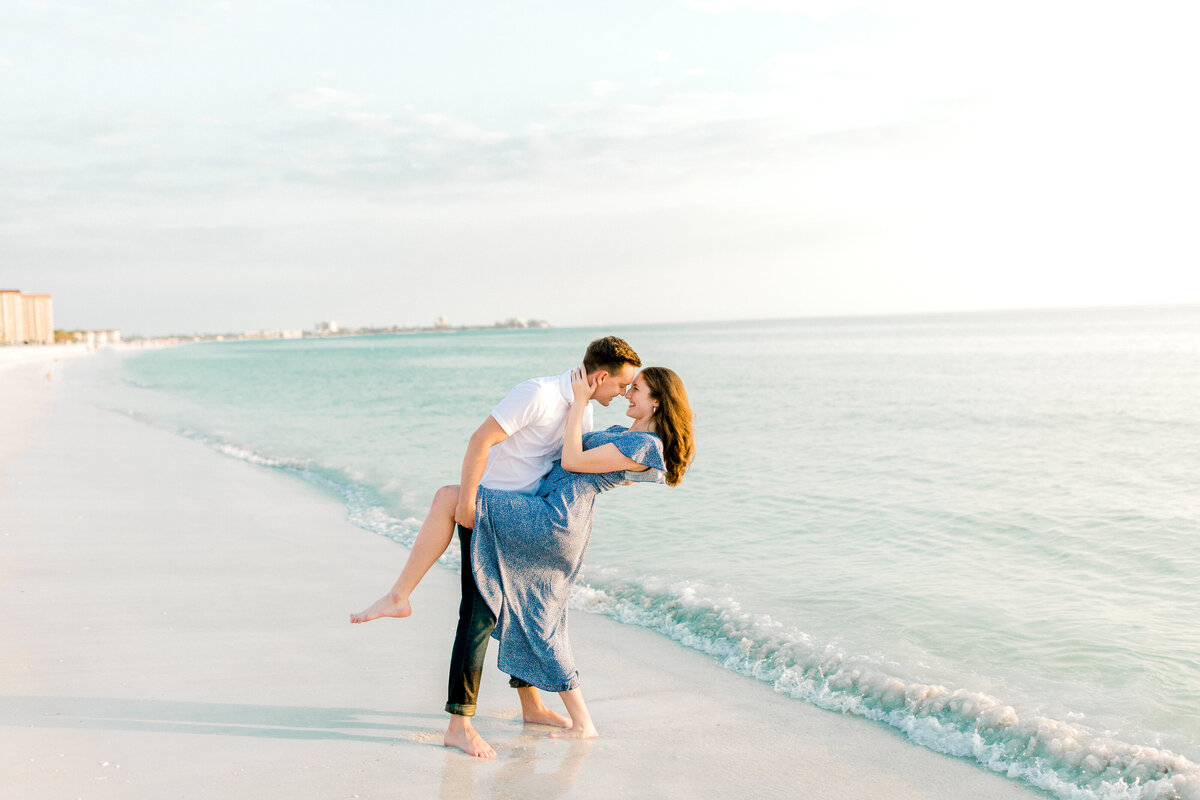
top-left (569, 575), bottom-right (1200, 800)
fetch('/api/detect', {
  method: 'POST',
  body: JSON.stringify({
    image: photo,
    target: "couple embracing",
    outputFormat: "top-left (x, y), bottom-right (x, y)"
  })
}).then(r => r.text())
top-left (350, 336), bottom-right (694, 757)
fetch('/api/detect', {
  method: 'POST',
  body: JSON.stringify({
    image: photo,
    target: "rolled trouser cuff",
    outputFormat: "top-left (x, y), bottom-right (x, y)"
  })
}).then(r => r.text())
top-left (445, 702), bottom-right (476, 717)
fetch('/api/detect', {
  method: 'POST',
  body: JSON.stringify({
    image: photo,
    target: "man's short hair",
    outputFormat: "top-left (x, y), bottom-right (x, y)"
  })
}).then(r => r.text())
top-left (583, 336), bottom-right (641, 374)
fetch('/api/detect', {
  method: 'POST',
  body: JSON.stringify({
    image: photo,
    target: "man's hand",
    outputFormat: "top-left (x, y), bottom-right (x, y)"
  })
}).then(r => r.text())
top-left (455, 496), bottom-right (477, 529)
top-left (456, 415), bottom-right (509, 530)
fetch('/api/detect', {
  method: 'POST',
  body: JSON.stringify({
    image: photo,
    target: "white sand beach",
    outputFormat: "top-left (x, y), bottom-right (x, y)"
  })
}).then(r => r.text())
top-left (0, 356), bottom-right (1046, 799)
top-left (0, 343), bottom-right (95, 371)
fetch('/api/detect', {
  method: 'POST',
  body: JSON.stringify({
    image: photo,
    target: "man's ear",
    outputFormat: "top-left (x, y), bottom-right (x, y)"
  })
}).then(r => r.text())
top-left (591, 370), bottom-right (608, 389)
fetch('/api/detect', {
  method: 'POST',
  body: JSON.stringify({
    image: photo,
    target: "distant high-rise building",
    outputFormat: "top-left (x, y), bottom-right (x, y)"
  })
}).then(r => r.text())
top-left (0, 289), bottom-right (53, 345)
top-left (0, 290), bottom-right (21, 345)
top-left (21, 294), bottom-right (53, 344)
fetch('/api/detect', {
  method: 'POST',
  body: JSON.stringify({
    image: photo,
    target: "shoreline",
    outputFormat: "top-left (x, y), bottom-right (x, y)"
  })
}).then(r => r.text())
top-left (0, 342), bottom-right (96, 372)
top-left (0, 341), bottom-right (178, 373)
top-left (0, 355), bottom-right (1046, 799)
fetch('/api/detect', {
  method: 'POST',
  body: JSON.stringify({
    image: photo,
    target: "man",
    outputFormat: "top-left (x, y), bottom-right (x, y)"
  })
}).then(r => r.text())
top-left (444, 335), bottom-right (641, 757)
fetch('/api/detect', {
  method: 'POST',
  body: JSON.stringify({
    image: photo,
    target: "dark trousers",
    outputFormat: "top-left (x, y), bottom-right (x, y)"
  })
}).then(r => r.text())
top-left (445, 525), bottom-right (530, 716)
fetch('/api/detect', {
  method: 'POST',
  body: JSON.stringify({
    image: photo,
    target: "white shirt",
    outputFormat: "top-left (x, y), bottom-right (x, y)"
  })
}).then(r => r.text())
top-left (480, 370), bottom-right (594, 493)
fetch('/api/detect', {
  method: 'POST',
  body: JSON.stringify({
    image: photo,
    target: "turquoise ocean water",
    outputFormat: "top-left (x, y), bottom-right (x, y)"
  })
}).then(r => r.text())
top-left (92, 306), bottom-right (1198, 799)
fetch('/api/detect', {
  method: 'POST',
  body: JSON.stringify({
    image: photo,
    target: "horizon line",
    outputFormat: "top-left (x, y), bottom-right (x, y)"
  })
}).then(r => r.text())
top-left (105, 300), bottom-right (1200, 341)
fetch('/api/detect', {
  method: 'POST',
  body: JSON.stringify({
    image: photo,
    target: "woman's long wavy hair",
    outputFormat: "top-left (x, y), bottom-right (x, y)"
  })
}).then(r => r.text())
top-left (641, 367), bottom-right (695, 487)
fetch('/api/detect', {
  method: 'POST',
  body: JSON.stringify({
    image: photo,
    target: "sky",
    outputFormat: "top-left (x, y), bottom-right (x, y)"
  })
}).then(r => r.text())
top-left (2, 0), bottom-right (1199, 336)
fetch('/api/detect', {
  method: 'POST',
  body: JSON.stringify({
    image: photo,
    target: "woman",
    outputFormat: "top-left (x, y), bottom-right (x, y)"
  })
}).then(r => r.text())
top-left (351, 366), bottom-right (694, 747)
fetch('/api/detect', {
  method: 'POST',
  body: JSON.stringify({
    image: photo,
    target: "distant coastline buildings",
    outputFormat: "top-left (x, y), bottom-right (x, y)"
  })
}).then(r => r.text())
top-left (494, 317), bottom-right (549, 330)
top-left (2, 297), bottom-right (550, 348)
top-left (0, 289), bottom-right (54, 345)
top-left (63, 329), bottom-right (123, 346)
top-left (1, 289), bottom-right (124, 347)
top-left (300, 317), bottom-right (549, 339)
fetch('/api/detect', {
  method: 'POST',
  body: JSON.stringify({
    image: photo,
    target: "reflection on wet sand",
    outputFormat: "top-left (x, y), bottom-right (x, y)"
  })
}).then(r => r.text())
top-left (439, 725), bottom-right (593, 799)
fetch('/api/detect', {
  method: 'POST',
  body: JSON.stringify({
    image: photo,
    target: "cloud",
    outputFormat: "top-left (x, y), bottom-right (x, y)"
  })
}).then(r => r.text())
top-left (588, 79), bottom-right (619, 99)
top-left (413, 113), bottom-right (507, 144)
top-left (0, 56), bottom-right (11, 68)
top-left (282, 86), bottom-right (367, 109)
top-left (1, 108), bottom-right (164, 151)
top-left (336, 112), bottom-right (409, 136)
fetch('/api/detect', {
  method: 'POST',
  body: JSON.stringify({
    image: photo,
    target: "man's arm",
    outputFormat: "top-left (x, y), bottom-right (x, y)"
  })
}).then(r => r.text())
top-left (454, 415), bottom-right (509, 528)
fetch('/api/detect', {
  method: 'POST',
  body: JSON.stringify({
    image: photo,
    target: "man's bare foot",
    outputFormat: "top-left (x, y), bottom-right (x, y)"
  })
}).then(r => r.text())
top-left (444, 721), bottom-right (497, 758)
top-left (547, 723), bottom-right (598, 740)
top-left (522, 707), bottom-right (571, 728)
top-left (349, 593), bottom-right (411, 623)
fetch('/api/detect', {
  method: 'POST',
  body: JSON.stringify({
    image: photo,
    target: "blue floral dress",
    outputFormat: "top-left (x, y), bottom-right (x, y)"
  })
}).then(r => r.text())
top-left (471, 426), bottom-right (666, 692)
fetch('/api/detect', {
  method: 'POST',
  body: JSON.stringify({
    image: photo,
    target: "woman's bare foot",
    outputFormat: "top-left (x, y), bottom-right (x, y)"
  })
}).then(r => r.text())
top-left (444, 717), bottom-right (497, 758)
top-left (547, 723), bottom-right (598, 740)
top-left (349, 593), bottom-right (411, 623)
top-left (515, 687), bottom-right (570, 728)
top-left (523, 707), bottom-right (571, 728)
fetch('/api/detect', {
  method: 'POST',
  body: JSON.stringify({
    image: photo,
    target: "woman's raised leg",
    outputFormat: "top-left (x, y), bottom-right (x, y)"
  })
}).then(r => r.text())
top-left (349, 484), bottom-right (459, 623)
